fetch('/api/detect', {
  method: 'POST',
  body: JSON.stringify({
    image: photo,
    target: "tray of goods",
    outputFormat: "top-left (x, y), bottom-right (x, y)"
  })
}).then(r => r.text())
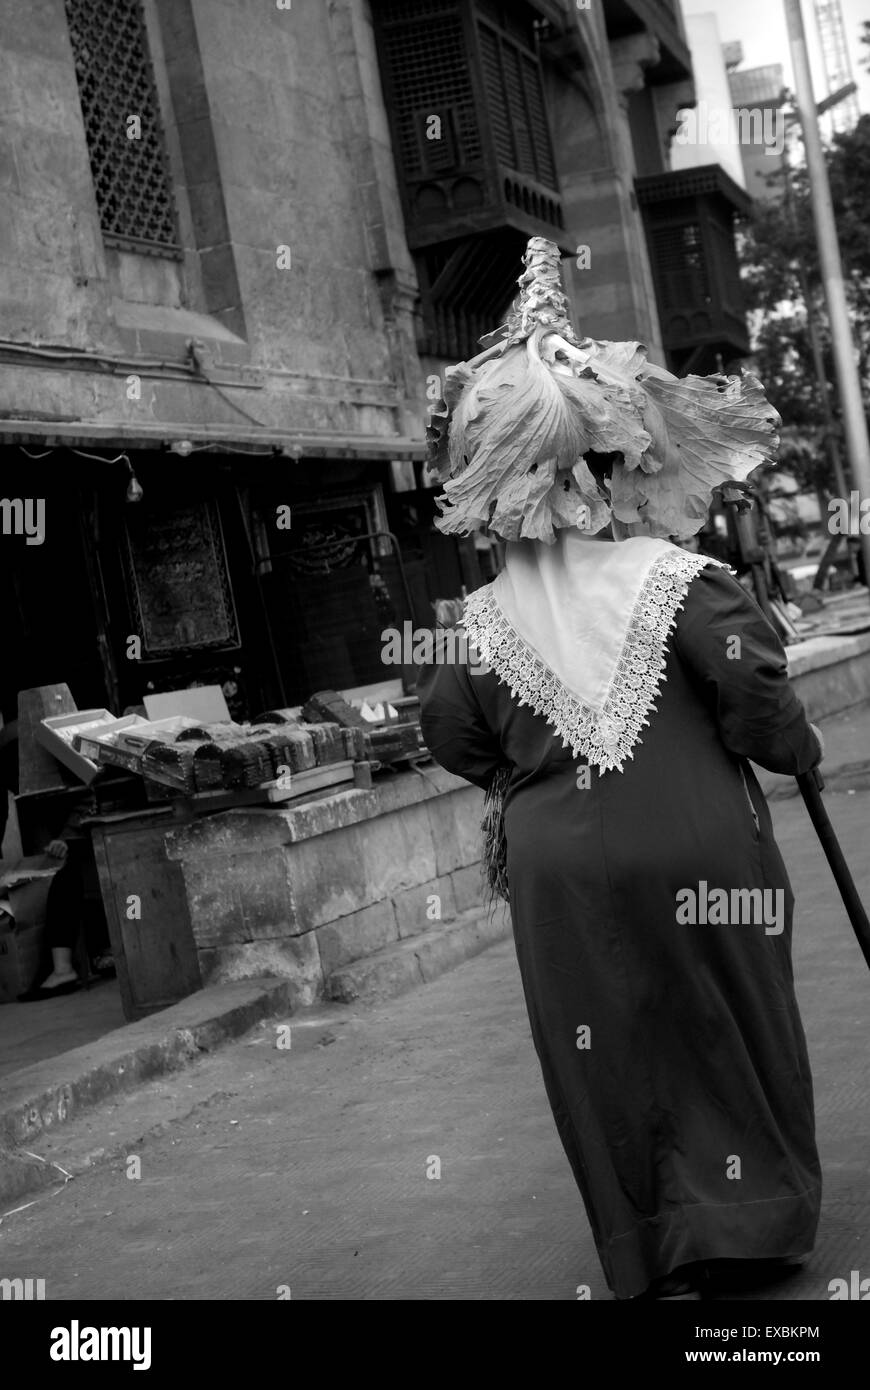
top-left (391, 696), bottom-right (422, 725)
top-left (115, 716), bottom-right (205, 754)
top-left (121, 714), bottom-right (361, 802)
top-left (39, 710), bottom-right (148, 784)
top-left (250, 708), bottom-right (303, 726)
top-left (72, 715), bottom-right (151, 773)
top-left (254, 732), bottom-right (292, 775)
top-left (190, 742), bottom-right (226, 792)
top-left (301, 691), bottom-right (370, 730)
top-left (340, 727), bottom-right (367, 761)
top-left (281, 727), bottom-right (316, 772)
top-left (218, 741), bottom-right (273, 789)
top-left (303, 721), bottom-right (345, 766)
top-left (79, 740), bottom-right (145, 775)
top-left (251, 727), bottom-right (318, 776)
top-left (140, 741), bottom-right (198, 793)
top-left (245, 734), bottom-right (282, 779)
top-left (366, 723), bottom-right (424, 764)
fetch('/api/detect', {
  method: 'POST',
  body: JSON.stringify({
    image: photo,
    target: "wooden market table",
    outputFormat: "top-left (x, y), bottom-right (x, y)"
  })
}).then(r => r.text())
top-left (84, 762), bottom-right (366, 1021)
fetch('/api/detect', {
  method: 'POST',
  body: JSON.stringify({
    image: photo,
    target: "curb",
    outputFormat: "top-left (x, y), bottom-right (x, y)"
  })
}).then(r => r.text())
top-left (0, 1144), bottom-right (71, 1209)
top-left (0, 911), bottom-right (514, 1208)
top-left (0, 977), bottom-right (295, 1158)
top-left (327, 904), bottom-right (511, 1004)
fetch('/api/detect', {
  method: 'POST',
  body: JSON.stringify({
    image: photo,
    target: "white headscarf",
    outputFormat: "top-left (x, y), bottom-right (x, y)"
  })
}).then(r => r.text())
top-left (462, 530), bottom-right (727, 774)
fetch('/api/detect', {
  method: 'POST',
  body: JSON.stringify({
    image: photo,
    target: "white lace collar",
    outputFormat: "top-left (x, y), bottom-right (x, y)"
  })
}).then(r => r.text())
top-left (462, 533), bottom-right (727, 774)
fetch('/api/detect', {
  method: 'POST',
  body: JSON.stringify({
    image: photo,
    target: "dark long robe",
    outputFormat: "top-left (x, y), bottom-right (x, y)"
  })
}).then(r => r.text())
top-left (417, 565), bottom-right (822, 1299)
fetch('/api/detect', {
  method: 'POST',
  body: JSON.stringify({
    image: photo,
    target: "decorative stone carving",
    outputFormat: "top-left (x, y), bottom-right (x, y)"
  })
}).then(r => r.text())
top-left (608, 31), bottom-right (662, 103)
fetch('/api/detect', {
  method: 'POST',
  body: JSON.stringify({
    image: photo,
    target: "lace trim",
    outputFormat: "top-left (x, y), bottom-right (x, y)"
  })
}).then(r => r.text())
top-left (462, 551), bottom-right (727, 775)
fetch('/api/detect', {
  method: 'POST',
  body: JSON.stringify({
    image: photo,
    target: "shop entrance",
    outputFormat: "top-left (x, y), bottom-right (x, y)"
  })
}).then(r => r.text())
top-left (0, 454), bottom-right (111, 738)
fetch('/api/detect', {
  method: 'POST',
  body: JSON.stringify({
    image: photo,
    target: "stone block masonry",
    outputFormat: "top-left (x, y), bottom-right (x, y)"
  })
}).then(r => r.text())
top-left (0, 0), bottom-right (422, 442)
top-left (163, 769), bottom-right (489, 1004)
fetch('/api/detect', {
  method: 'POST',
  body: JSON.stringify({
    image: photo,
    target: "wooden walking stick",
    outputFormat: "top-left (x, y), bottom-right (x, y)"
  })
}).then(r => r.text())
top-left (796, 766), bottom-right (870, 971)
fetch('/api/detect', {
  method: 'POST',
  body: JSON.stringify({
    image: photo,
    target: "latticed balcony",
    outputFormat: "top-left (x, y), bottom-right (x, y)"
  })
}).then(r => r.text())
top-left (371, 0), bottom-right (579, 358)
top-left (635, 166), bottom-right (752, 375)
top-left (371, 0), bottom-right (567, 251)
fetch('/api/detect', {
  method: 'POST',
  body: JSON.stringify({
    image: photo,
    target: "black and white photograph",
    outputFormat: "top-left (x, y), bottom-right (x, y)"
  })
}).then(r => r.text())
top-left (1, 0), bottom-right (869, 1361)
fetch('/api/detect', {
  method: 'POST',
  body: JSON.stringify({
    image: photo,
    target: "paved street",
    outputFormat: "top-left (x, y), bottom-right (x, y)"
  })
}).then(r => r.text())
top-left (1, 784), bottom-right (868, 1301)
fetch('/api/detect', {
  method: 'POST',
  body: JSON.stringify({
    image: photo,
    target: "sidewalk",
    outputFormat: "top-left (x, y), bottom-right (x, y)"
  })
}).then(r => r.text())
top-left (0, 778), bottom-right (867, 1299)
top-left (0, 978), bottom-right (124, 1082)
top-left (1, 700), bottom-right (868, 1221)
top-left (792, 585), bottom-right (870, 640)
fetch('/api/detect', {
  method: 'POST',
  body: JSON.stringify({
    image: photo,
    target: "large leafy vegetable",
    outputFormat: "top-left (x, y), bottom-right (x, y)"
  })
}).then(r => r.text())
top-left (426, 238), bottom-right (781, 543)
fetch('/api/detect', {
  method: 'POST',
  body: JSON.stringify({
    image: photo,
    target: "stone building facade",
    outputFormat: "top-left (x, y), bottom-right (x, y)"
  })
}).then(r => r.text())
top-left (0, 0), bottom-right (764, 1000)
top-left (0, 0), bottom-right (747, 727)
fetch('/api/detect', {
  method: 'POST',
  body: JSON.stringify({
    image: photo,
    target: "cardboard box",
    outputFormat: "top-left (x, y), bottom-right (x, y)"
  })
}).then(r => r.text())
top-left (0, 853), bottom-right (59, 892)
top-left (0, 914), bottom-right (45, 1001)
top-left (144, 687), bottom-right (231, 724)
top-left (74, 715), bottom-right (150, 772)
top-left (0, 876), bottom-right (54, 1002)
top-left (35, 709), bottom-right (118, 784)
top-left (114, 716), bottom-right (203, 754)
top-left (77, 741), bottom-right (144, 774)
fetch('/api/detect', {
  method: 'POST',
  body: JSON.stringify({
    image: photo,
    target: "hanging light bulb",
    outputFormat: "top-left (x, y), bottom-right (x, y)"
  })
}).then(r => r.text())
top-left (123, 456), bottom-right (144, 503)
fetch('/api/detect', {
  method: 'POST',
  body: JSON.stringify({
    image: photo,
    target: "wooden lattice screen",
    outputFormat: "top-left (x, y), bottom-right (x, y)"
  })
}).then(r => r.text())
top-left (64, 0), bottom-right (181, 257)
top-left (373, 0), bottom-right (563, 248)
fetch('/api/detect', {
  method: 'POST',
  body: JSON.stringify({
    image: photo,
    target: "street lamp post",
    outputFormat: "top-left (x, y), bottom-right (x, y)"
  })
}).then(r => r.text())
top-left (784, 0), bottom-right (870, 586)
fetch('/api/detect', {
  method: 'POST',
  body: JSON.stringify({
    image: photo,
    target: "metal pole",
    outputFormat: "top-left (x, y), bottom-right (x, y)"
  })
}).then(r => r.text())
top-left (784, 0), bottom-right (870, 586)
top-left (804, 310), bottom-right (849, 503)
top-left (780, 133), bottom-right (849, 504)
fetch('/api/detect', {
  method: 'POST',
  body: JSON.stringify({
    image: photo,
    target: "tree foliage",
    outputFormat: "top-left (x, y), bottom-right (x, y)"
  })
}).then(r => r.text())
top-left (738, 87), bottom-right (870, 494)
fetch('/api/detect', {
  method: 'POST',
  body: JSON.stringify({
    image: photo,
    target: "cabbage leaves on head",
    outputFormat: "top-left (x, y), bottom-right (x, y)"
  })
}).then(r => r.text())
top-left (425, 238), bottom-right (781, 544)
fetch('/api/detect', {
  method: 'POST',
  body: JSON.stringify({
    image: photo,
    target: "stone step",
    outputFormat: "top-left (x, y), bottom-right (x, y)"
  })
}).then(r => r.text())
top-left (0, 978), bottom-right (298, 1153)
top-left (326, 903), bottom-right (512, 1005)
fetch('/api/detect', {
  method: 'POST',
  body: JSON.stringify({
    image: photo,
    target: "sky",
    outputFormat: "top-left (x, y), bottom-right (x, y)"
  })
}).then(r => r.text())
top-left (681, 0), bottom-right (870, 119)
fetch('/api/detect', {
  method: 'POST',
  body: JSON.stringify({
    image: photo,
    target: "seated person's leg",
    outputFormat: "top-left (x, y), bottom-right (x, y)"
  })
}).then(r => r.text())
top-left (18, 858), bottom-right (83, 998)
top-left (43, 855), bottom-right (84, 985)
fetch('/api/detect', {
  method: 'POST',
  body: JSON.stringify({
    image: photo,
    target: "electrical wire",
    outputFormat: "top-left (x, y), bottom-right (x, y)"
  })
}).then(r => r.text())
top-left (0, 338), bottom-right (272, 434)
top-left (70, 449), bottom-right (132, 466)
top-left (4, 334), bottom-right (278, 434)
top-left (197, 376), bottom-right (268, 428)
top-left (0, 338), bottom-right (196, 375)
top-left (18, 441), bottom-right (275, 465)
top-left (18, 444), bottom-right (136, 475)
